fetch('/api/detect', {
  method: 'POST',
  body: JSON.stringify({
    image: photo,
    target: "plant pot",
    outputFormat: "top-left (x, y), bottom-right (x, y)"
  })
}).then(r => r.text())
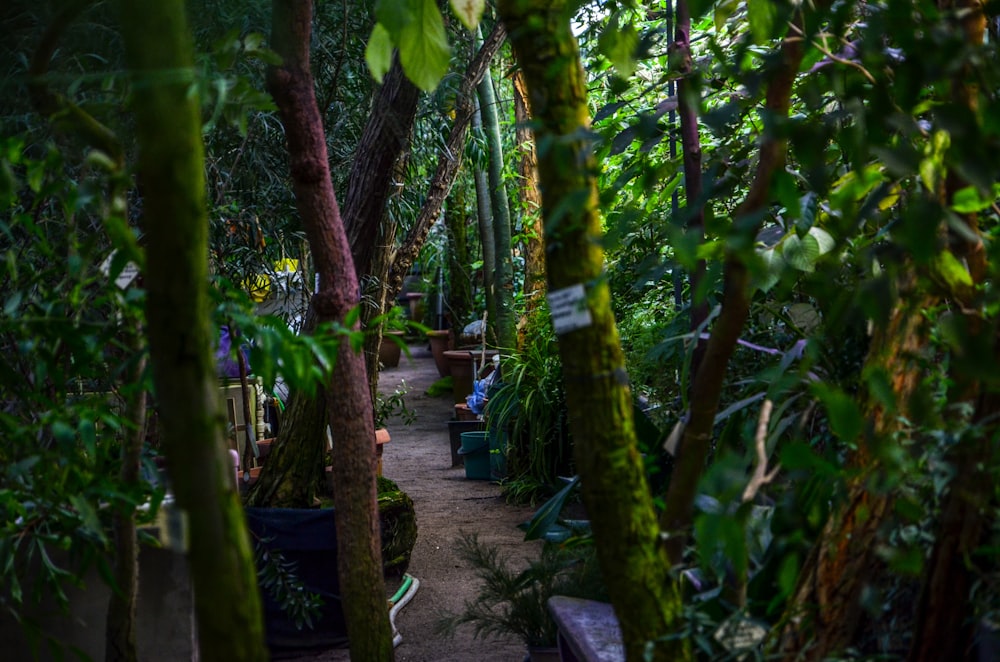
top-left (448, 419), bottom-right (484, 467)
top-left (458, 430), bottom-right (491, 480)
top-left (404, 292), bottom-right (425, 320)
top-left (443, 349), bottom-right (499, 404)
top-left (245, 507), bottom-right (349, 653)
top-left (489, 426), bottom-right (508, 481)
top-left (426, 329), bottom-right (452, 377)
top-left (379, 330), bottom-right (405, 368)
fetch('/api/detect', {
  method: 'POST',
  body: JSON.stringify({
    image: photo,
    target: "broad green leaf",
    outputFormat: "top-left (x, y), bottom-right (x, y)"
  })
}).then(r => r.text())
top-left (365, 23), bottom-right (394, 83)
top-left (781, 233), bottom-right (820, 272)
top-left (375, 0), bottom-right (415, 38)
top-left (449, 0), bottom-right (484, 31)
top-left (755, 248), bottom-right (782, 292)
top-left (398, 0), bottom-right (450, 92)
top-left (811, 384), bottom-right (862, 443)
top-left (808, 227), bottom-right (835, 254)
top-left (747, 0), bottom-right (775, 44)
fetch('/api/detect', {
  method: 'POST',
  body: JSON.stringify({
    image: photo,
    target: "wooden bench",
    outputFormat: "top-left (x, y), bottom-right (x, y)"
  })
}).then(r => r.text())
top-left (548, 595), bottom-right (624, 662)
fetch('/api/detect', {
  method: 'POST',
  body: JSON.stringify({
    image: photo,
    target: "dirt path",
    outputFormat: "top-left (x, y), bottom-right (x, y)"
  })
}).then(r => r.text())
top-left (291, 344), bottom-right (542, 662)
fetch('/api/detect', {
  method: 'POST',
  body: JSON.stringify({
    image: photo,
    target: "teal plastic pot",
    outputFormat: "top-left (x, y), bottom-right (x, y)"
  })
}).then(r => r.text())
top-left (459, 431), bottom-right (490, 480)
top-left (488, 427), bottom-right (507, 481)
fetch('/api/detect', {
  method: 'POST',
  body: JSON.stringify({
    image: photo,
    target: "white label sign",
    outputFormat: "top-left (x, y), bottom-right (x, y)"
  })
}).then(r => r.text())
top-left (100, 251), bottom-right (140, 289)
top-left (547, 283), bottom-right (592, 335)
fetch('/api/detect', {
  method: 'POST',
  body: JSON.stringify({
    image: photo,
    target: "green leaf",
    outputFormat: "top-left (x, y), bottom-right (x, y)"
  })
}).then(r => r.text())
top-left (397, 0), bottom-right (450, 92)
top-left (808, 227), bottom-right (835, 255)
top-left (714, 0), bottom-right (740, 31)
top-left (598, 22), bottom-right (639, 79)
top-left (449, 0), bottom-right (484, 31)
top-left (781, 233), bottom-right (820, 272)
top-left (747, 0), bottom-right (775, 44)
top-left (365, 23), bottom-right (394, 84)
top-left (951, 185), bottom-right (993, 213)
top-left (811, 384), bottom-right (862, 443)
top-left (519, 475), bottom-right (580, 541)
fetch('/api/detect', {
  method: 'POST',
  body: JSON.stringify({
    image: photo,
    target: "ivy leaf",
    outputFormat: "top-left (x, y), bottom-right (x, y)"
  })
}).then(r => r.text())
top-left (449, 0), bottom-right (484, 31)
top-left (397, 0), bottom-right (450, 92)
top-left (365, 23), bottom-right (394, 83)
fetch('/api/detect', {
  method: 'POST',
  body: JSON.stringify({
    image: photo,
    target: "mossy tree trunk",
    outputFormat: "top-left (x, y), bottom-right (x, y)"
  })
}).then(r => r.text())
top-left (499, 3), bottom-right (686, 660)
top-left (471, 96), bottom-right (497, 338)
top-left (118, 1), bottom-right (267, 658)
top-left (266, 1), bottom-right (393, 659)
top-left (511, 68), bottom-right (545, 335)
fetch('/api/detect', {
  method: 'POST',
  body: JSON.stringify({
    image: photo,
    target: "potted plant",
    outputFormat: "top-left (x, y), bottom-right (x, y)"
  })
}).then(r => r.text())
top-left (437, 533), bottom-right (607, 661)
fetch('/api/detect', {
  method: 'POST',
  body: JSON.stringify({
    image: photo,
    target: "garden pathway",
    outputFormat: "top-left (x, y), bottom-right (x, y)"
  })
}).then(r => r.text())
top-left (289, 342), bottom-right (542, 662)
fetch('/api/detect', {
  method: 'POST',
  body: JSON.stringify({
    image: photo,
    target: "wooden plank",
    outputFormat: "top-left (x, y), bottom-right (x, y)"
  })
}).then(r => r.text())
top-left (548, 595), bottom-right (624, 662)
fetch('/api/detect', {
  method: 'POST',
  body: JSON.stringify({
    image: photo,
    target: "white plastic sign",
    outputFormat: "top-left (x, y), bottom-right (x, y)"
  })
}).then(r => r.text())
top-left (547, 284), bottom-right (592, 335)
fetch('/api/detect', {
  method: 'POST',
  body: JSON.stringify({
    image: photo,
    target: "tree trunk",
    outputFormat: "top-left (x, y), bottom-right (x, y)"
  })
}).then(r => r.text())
top-left (118, 1), bottom-right (267, 659)
top-left (511, 68), bottom-right (545, 337)
top-left (498, 3), bottom-right (686, 660)
top-left (104, 343), bottom-right (145, 662)
top-left (266, 1), bottom-right (393, 659)
top-left (386, 21), bottom-right (506, 302)
top-left (342, 57), bottom-right (419, 397)
top-left (674, 0), bottom-right (708, 377)
top-left (472, 96), bottom-right (497, 338)
top-left (445, 183), bottom-right (473, 333)
top-left (476, 29), bottom-right (516, 351)
top-left (660, 7), bottom-right (811, 565)
top-left (908, 5), bottom-right (991, 657)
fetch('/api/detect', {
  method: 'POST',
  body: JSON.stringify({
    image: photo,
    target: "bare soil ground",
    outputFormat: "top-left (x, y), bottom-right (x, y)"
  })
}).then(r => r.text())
top-left (289, 344), bottom-right (543, 662)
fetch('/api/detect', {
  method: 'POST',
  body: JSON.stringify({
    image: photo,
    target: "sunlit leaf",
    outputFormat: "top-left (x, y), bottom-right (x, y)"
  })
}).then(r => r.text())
top-left (449, 0), bottom-right (484, 31)
top-left (397, 0), bottom-right (450, 92)
top-left (365, 23), bottom-right (394, 83)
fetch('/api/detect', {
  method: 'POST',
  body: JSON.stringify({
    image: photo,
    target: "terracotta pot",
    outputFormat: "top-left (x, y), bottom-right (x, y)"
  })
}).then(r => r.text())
top-left (426, 329), bottom-right (452, 377)
top-left (443, 349), bottom-right (499, 404)
top-left (379, 330), bottom-right (405, 368)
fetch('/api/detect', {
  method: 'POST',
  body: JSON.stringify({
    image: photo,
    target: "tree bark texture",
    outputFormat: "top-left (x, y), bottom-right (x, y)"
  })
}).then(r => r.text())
top-left (511, 68), bottom-right (546, 337)
top-left (476, 31), bottom-right (517, 351)
top-left (499, 3), bottom-right (687, 660)
top-left (472, 96), bottom-right (497, 336)
top-left (118, 1), bottom-right (267, 659)
top-left (673, 0), bottom-right (708, 376)
top-left (267, 2), bottom-right (393, 659)
top-left (104, 346), bottom-right (146, 662)
top-left (387, 21), bottom-right (506, 302)
top-left (908, 4), bottom-right (992, 658)
top-left (660, 9), bottom-right (810, 564)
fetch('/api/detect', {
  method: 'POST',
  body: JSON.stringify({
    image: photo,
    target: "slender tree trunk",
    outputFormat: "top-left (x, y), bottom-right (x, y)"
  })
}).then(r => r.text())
top-left (511, 68), bottom-right (545, 336)
top-left (476, 30), bottom-right (516, 351)
top-left (499, 3), bottom-right (686, 660)
top-left (472, 96), bottom-right (497, 337)
top-left (267, 2), bottom-right (393, 659)
top-left (660, 7), bottom-right (812, 565)
top-left (674, 0), bottom-right (708, 376)
top-left (386, 22), bottom-right (506, 301)
top-left (105, 343), bottom-right (145, 662)
top-left (118, 1), bottom-right (267, 658)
